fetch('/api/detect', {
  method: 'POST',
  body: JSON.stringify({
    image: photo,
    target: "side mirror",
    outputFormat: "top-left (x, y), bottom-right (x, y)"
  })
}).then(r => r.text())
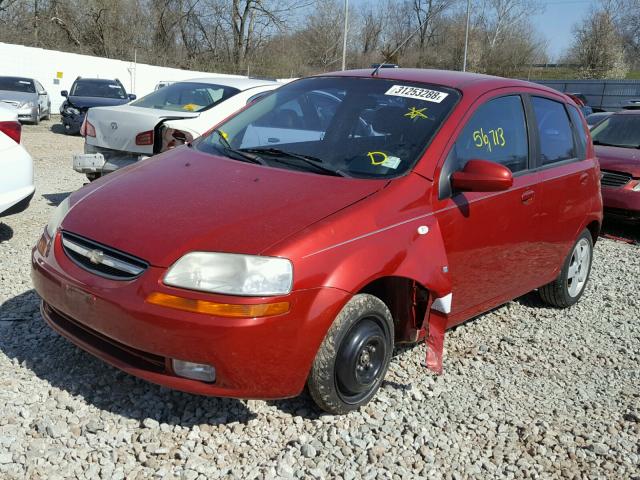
top-left (128, 94), bottom-right (137, 100)
top-left (451, 159), bottom-right (513, 192)
top-left (61, 90), bottom-right (68, 97)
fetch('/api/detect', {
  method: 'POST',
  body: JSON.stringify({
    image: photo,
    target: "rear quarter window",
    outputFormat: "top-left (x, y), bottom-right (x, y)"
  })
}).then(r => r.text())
top-left (567, 104), bottom-right (588, 160)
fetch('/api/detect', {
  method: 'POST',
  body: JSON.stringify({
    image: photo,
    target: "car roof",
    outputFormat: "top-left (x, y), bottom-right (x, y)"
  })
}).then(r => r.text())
top-left (0, 76), bottom-right (33, 82)
top-left (613, 109), bottom-right (640, 115)
top-left (183, 77), bottom-right (280, 90)
top-left (75, 78), bottom-right (120, 83)
top-left (318, 68), bottom-right (562, 97)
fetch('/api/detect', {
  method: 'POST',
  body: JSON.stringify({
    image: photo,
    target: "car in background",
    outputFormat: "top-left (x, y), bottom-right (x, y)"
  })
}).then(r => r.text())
top-left (586, 111), bottom-right (613, 128)
top-left (73, 77), bottom-right (280, 180)
top-left (622, 99), bottom-right (640, 110)
top-left (154, 81), bottom-right (174, 90)
top-left (592, 110), bottom-right (640, 222)
top-left (34, 69), bottom-right (602, 414)
top-left (0, 105), bottom-right (34, 216)
top-left (60, 77), bottom-right (136, 135)
top-left (0, 76), bottom-right (51, 124)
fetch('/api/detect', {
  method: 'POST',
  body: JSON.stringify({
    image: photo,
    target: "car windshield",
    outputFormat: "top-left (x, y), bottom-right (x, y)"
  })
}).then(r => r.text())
top-left (591, 114), bottom-right (640, 148)
top-left (131, 82), bottom-right (239, 112)
top-left (0, 77), bottom-right (35, 93)
top-left (70, 80), bottom-right (127, 99)
top-left (195, 76), bottom-right (460, 178)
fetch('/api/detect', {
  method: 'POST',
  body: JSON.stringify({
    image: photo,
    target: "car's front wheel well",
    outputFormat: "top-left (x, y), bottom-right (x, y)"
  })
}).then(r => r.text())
top-left (358, 276), bottom-right (429, 343)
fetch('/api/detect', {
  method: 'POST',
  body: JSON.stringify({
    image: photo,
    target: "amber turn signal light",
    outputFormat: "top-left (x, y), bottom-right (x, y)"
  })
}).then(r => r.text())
top-left (145, 292), bottom-right (290, 318)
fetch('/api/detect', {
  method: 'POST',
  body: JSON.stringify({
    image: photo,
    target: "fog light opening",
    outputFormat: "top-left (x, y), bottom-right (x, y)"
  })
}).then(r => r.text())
top-left (172, 359), bottom-right (216, 383)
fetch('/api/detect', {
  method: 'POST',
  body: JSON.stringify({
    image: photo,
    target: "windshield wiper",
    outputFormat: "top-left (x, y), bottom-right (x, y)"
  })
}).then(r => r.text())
top-left (240, 147), bottom-right (349, 177)
top-left (211, 130), bottom-right (267, 165)
top-left (592, 140), bottom-right (636, 148)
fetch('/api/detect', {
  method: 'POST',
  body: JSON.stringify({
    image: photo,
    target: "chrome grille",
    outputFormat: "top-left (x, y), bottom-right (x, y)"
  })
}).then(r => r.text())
top-left (61, 231), bottom-right (148, 280)
top-left (600, 170), bottom-right (631, 188)
top-left (0, 100), bottom-right (20, 108)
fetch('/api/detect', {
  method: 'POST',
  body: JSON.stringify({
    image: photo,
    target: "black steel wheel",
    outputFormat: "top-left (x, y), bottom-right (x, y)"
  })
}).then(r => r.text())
top-left (307, 294), bottom-right (394, 414)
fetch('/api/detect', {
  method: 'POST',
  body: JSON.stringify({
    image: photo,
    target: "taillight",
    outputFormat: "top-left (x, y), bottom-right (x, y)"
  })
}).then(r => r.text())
top-left (0, 120), bottom-right (21, 144)
top-left (135, 130), bottom-right (154, 146)
top-left (161, 127), bottom-right (194, 151)
top-left (80, 117), bottom-right (96, 137)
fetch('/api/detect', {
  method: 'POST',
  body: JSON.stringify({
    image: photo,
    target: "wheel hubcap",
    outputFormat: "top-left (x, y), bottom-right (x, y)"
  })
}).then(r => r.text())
top-left (567, 238), bottom-right (591, 298)
top-left (335, 318), bottom-right (388, 404)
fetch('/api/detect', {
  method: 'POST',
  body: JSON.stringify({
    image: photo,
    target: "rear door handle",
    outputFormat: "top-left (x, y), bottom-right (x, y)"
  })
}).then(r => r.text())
top-left (521, 190), bottom-right (535, 204)
top-left (579, 172), bottom-right (589, 185)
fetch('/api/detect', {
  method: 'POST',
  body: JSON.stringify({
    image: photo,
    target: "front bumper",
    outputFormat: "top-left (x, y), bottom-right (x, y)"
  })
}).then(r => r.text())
top-left (17, 105), bottom-right (38, 123)
top-left (31, 231), bottom-right (350, 399)
top-left (61, 113), bottom-right (84, 134)
top-left (602, 185), bottom-right (640, 221)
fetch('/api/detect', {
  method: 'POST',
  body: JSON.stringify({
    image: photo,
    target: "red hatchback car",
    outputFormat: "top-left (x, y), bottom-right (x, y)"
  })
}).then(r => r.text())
top-left (32, 69), bottom-right (602, 414)
top-left (591, 110), bottom-right (640, 222)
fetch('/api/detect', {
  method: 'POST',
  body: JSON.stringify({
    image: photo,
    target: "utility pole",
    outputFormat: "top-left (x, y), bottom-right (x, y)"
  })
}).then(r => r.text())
top-left (341, 0), bottom-right (348, 71)
top-left (463, 0), bottom-right (471, 72)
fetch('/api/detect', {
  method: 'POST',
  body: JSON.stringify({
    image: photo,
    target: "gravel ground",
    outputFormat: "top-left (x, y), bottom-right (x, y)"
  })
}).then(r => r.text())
top-left (1, 118), bottom-right (639, 479)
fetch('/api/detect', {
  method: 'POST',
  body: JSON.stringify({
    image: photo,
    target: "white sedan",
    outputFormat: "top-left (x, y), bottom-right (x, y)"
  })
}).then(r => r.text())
top-left (73, 77), bottom-right (281, 180)
top-left (0, 105), bottom-right (34, 216)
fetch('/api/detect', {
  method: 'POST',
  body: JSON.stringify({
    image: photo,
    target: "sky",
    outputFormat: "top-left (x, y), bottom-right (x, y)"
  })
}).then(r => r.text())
top-left (532, 0), bottom-right (597, 61)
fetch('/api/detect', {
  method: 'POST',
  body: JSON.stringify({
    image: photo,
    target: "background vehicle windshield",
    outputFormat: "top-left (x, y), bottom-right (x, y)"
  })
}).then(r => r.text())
top-left (591, 114), bottom-right (640, 148)
top-left (70, 79), bottom-right (127, 99)
top-left (0, 77), bottom-right (35, 93)
top-left (131, 82), bottom-right (239, 112)
top-left (195, 76), bottom-right (459, 178)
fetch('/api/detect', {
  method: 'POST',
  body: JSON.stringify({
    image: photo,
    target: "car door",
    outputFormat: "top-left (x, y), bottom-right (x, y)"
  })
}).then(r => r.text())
top-left (433, 93), bottom-right (543, 325)
top-left (35, 81), bottom-right (47, 114)
top-left (530, 96), bottom-right (596, 278)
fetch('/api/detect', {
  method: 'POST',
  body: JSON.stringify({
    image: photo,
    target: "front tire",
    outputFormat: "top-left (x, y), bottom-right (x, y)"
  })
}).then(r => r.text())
top-left (33, 107), bottom-right (40, 125)
top-left (539, 229), bottom-right (593, 308)
top-left (307, 294), bottom-right (394, 414)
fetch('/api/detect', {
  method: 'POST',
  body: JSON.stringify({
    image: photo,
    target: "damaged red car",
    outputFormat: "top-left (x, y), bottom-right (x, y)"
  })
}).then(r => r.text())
top-left (32, 69), bottom-right (602, 414)
top-left (591, 110), bottom-right (640, 222)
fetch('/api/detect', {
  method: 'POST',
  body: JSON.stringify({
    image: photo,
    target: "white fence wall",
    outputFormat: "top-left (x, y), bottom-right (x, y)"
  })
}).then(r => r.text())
top-left (0, 42), bottom-right (244, 111)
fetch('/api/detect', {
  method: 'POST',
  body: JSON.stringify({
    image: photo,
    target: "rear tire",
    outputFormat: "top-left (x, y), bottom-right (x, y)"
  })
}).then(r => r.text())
top-left (307, 294), bottom-right (394, 415)
top-left (539, 229), bottom-right (593, 308)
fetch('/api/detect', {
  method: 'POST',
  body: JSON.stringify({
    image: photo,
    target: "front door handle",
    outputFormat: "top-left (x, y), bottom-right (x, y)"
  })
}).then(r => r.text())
top-left (521, 190), bottom-right (535, 204)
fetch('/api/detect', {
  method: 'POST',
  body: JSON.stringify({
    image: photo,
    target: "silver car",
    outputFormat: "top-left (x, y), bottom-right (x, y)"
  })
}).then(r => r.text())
top-left (0, 76), bottom-right (51, 124)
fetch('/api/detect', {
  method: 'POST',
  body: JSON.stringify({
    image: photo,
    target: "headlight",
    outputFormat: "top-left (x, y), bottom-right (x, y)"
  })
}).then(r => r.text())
top-left (65, 107), bottom-right (80, 115)
top-left (19, 101), bottom-right (35, 109)
top-left (46, 198), bottom-right (71, 237)
top-left (164, 252), bottom-right (293, 296)
top-left (632, 180), bottom-right (640, 192)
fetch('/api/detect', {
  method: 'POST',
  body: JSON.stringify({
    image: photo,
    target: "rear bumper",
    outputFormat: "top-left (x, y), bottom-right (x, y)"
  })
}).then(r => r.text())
top-left (602, 186), bottom-right (640, 219)
top-left (31, 232), bottom-right (350, 399)
top-left (76, 143), bottom-right (147, 174)
top-left (0, 142), bottom-right (34, 215)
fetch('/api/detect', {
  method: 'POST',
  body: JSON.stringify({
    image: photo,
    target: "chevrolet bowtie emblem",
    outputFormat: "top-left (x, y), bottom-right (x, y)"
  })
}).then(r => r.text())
top-left (87, 249), bottom-right (104, 264)
top-left (111, 122), bottom-right (118, 130)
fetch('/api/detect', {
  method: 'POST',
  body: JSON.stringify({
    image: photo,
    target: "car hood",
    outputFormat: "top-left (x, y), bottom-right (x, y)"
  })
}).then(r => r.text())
top-left (66, 96), bottom-right (131, 109)
top-left (596, 145), bottom-right (640, 177)
top-left (0, 90), bottom-right (36, 105)
top-left (62, 147), bottom-right (386, 267)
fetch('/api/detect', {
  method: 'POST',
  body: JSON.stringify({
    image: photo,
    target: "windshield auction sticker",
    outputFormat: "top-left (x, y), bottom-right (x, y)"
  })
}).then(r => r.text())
top-left (385, 85), bottom-right (448, 103)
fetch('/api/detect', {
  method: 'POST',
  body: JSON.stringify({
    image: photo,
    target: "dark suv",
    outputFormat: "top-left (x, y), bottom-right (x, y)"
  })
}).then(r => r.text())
top-left (60, 77), bottom-right (135, 134)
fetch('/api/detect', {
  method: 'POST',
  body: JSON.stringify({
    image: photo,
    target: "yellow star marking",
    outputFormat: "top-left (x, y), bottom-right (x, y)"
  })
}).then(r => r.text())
top-left (405, 107), bottom-right (429, 120)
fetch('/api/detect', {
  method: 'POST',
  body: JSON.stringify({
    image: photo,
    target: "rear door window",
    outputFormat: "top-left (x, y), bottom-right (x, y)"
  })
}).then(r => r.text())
top-left (532, 97), bottom-right (576, 165)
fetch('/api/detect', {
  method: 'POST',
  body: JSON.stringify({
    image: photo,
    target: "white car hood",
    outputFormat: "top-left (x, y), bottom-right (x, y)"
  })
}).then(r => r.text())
top-left (85, 104), bottom-right (200, 154)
